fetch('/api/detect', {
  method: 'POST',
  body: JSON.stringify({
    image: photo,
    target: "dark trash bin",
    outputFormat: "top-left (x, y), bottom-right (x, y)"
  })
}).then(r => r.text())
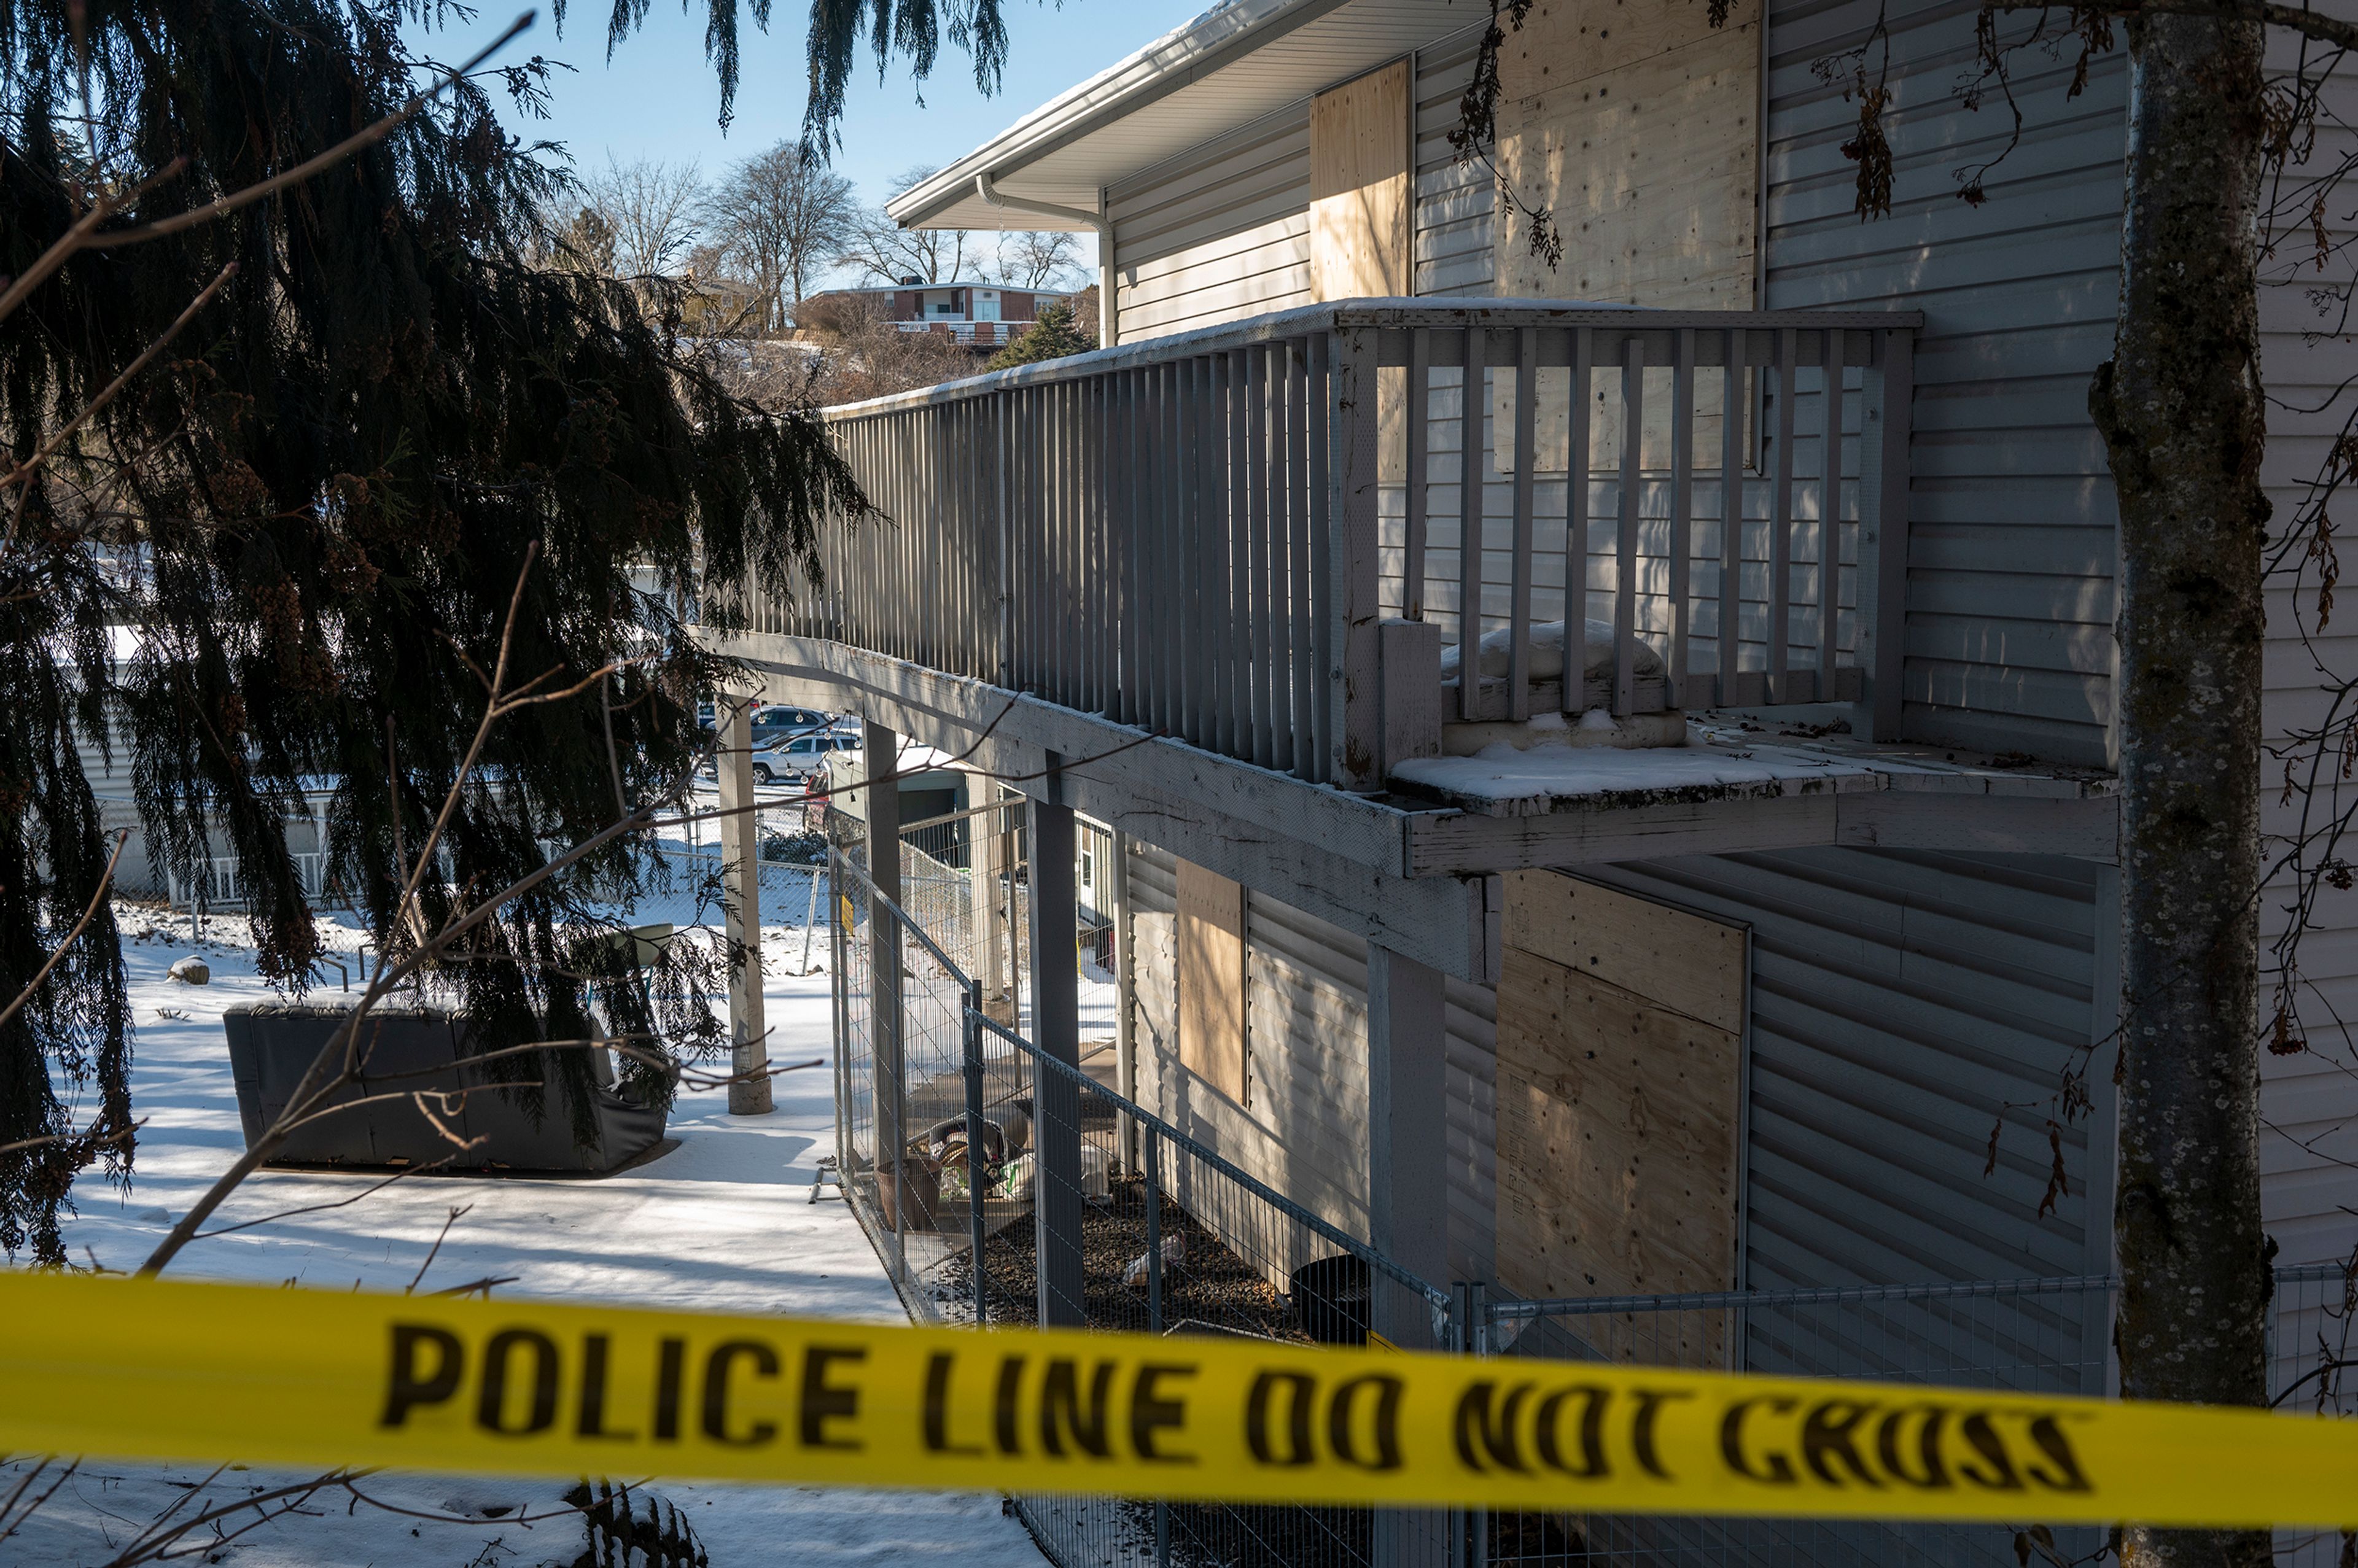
top-left (1290, 1254), bottom-right (1372, 1346)
top-left (221, 1003), bottom-right (667, 1173)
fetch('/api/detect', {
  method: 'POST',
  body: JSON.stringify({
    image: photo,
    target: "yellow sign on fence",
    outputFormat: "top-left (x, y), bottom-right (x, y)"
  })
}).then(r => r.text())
top-left (4, 1272), bottom-right (2352, 1529)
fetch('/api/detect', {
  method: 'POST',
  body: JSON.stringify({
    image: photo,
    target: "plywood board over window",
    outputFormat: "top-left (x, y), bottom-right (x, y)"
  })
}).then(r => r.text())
top-left (1495, 869), bottom-right (1745, 1345)
top-left (1177, 858), bottom-right (1248, 1104)
top-left (1492, 0), bottom-right (1761, 306)
top-left (1310, 59), bottom-right (1412, 301)
top-left (1485, 0), bottom-right (1762, 477)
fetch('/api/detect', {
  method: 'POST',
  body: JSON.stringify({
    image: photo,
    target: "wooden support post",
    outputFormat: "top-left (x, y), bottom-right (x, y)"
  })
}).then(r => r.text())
top-left (976, 793), bottom-right (1011, 1024)
top-left (1329, 325), bottom-right (1383, 788)
top-left (718, 697), bottom-right (772, 1115)
top-left (1855, 328), bottom-right (1913, 742)
top-left (1029, 777), bottom-right (1087, 1327)
top-left (1369, 942), bottom-right (1449, 1568)
top-left (864, 718), bottom-right (905, 1224)
top-left (1369, 942), bottom-right (1450, 1319)
top-left (1111, 827), bottom-right (1140, 1172)
top-left (1377, 618), bottom-right (1442, 778)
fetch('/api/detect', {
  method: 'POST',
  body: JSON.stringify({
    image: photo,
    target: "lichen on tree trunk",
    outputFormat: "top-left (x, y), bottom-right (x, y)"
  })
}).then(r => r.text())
top-left (2093, 12), bottom-right (2274, 1568)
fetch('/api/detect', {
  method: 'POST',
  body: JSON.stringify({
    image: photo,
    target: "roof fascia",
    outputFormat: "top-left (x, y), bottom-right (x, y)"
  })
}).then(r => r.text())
top-left (885, 0), bottom-right (1355, 230)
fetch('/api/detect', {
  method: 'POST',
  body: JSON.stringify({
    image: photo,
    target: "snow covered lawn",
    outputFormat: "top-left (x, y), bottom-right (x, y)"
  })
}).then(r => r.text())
top-left (6, 906), bottom-right (1048, 1568)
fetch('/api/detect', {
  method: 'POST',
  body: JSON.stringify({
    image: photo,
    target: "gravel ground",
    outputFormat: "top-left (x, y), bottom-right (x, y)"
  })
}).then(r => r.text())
top-left (943, 1176), bottom-right (1305, 1340)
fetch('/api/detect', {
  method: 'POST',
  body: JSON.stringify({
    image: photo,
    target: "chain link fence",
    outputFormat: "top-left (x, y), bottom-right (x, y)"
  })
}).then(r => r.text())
top-left (828, 846), bottom-right (1458, 1568)
top-left (1463, 1276), bottom-right (2113, 1568)
top-left (822, 804), bottom-right (2358, 1568)
top-left (2270, 1258), bottom-right (2358, 1568)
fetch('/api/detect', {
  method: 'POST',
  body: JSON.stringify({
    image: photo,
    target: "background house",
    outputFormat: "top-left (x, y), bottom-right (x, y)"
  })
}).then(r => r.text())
top-left (795, 279), bottom-right (1073, 352)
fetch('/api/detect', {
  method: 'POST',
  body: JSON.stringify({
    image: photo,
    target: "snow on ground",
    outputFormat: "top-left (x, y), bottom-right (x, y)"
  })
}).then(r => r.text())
top-left (6, 901), bottom-right (1048, 1568)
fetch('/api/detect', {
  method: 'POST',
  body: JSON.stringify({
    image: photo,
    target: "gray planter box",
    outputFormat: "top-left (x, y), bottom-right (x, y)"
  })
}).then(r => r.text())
top-left (221, 1004), bottom-right (667, 1173)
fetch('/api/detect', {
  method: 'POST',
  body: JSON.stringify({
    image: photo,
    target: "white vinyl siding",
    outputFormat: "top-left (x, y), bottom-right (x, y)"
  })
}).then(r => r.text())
top-left (1765, 0), bottom-right (2125, 766)
top-left (1108, 105), bottom-right (1314, 343)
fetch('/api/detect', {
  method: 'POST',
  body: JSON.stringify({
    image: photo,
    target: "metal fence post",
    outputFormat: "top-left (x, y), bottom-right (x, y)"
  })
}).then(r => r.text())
top-left (1144, 1127), bottom-right (1166, 1333)
top-left (1146, 1125), bottom-right (1170, 1568)
top-left (828, 847), bottom-right (847, 1180)
top-left (962, 985), bottom-right (989, 1325)
top-left (1462, 1280), bottom-right (1489, 1568)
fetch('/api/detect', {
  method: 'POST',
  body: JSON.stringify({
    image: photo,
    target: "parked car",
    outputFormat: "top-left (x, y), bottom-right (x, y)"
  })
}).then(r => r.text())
top-left (749, 729), bottom-right (860, 785)
top-left (750, 705), bottom-right (834, 744)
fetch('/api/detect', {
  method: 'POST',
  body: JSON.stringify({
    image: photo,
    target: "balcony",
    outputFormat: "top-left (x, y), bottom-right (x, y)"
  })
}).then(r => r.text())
top-left (744, 300), bottom-right (1920, 793)
top-left (893, 319), bottom-right (1024, 347)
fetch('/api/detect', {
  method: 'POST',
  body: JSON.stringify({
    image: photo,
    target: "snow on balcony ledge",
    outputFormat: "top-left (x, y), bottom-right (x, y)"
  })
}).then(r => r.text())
top-left (1386, 717), bottom-right (2119, 819)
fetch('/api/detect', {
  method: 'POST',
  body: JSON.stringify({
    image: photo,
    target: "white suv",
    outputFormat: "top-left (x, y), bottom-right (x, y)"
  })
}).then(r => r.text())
top-left (749, 729), bottom-right (861, 785)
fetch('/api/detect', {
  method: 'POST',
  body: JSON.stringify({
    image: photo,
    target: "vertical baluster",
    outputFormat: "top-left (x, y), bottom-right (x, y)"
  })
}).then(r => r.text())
top-left (1134, 370), bottom-right (1154, 726)
top-left (1103, 376), bottom-right (1119, 717)
top-left (1567, 327), bottom-right (1594, 716)
top-left (1406, 327), bottom-right (1431, 621)
top-left (948, 402), bottom-right (964, 670)
top-left (1770, 326), bottom-right (1797, 702)
top-left (1228, 347), bottom-right (1251, 759)
top-left (1669, 328), bottom-right (1696, 708)
top-left (1248, 344), bottom-right (1275, 768)
top-left (1819, 325), bottom-right (1845, 701)
top-left (1205, 357), bottom-right (1232, 755)
top-left (1127, 368), bottom-right (1146, 721)
top-left (1457, 324), bottom-right (1485, 720)
top-left (1508, 327), bottom-right (1537, 722)
top-left (1616, 334), bottom-right (1644, 716)
top-left (1194, 359), bottom-right (1215, 748)
top-left (1200, 357), bottom-right (1226, 750)
top-left (1307, 333), bottom-right (1334, 780)
top-left (1055, 381), bottom-right (1071, 706)
top-left (1172, 360), bottom-right (1192, 736)
top-left (1178, 359), bottom-right (1201, 743)
top-left (1858, 331), bottom-right (1913, 739)
top-left (1146, 363), bottom-right (1174, 735)
top-left (1290, 339), bottom-right (1316, 777)
top-left (1268, 341), bottom-right (1295, 777)
top-left (1045, 382), bottom-right (1062, 705)
top-left (1719, 331), bottom-right (1745, 707)
top-left (1033, 387), bottom-right (1050, 695)
top-left (1009, 394), bottom-right (1025, 691)
top-left (935, 405), bottom-right (947, 663)
top-left (1070, 377), bottom-right (1086, 710)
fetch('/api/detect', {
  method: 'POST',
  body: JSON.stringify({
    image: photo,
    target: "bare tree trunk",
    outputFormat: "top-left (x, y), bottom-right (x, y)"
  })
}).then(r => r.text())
top-left (2094, 14), bottom-right (2273, 1568)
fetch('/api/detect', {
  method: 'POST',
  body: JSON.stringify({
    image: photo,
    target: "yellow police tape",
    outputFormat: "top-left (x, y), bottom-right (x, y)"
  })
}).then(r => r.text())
top-left (4, 1271), bottom-right (2353, 1529)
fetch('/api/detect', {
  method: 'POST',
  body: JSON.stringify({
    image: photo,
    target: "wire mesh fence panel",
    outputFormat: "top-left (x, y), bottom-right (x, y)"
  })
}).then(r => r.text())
top-left (826, 848), bottom-right (1460, 1568)
top-left (967, 1010), bottom-right (1457, 1568)
top-left (2270, 1258), bottom-right (2358, 1567)
top-left (828, 845), bottom-right (983, 1319)
top-left (1474, 1278), bottom-right (2119, 1568)
top-left (898, 798), bottom-right (1030, 1022)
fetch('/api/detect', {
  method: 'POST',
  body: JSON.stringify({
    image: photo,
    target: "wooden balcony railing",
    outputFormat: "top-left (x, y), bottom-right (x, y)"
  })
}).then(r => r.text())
top-left (740, 300), bottom-right (1919, 791)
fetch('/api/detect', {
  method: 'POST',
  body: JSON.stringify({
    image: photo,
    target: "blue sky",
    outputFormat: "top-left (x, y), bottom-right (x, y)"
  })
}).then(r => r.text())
top-left (413, 0), bottom-right (1207, 275)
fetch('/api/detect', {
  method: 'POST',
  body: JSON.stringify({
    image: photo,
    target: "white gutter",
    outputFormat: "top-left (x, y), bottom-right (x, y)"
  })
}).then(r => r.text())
top-left (887, 0), bottom-right (1345, 233)
top-left (975, 173), bottom-right (1118, 347)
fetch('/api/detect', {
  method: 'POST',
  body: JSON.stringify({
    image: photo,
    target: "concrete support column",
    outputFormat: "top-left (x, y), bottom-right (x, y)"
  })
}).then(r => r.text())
top-left (718, 697), bottom-right (772, 1115)
top-left (864, 719), bottom-right (906, 1224)
top-left (1029, 777), bottom-right (1086, 1327)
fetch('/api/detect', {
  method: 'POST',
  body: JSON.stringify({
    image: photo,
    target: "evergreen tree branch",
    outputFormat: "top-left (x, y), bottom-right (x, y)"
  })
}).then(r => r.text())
top-left (85, 12), bottom-right (539, 248)
top-left (133, 556), bottom-right (717, 1279)
top-left (0, 832), bottom-right (126, 1038)
top-left (0, 263), bottom-right (236, 514)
